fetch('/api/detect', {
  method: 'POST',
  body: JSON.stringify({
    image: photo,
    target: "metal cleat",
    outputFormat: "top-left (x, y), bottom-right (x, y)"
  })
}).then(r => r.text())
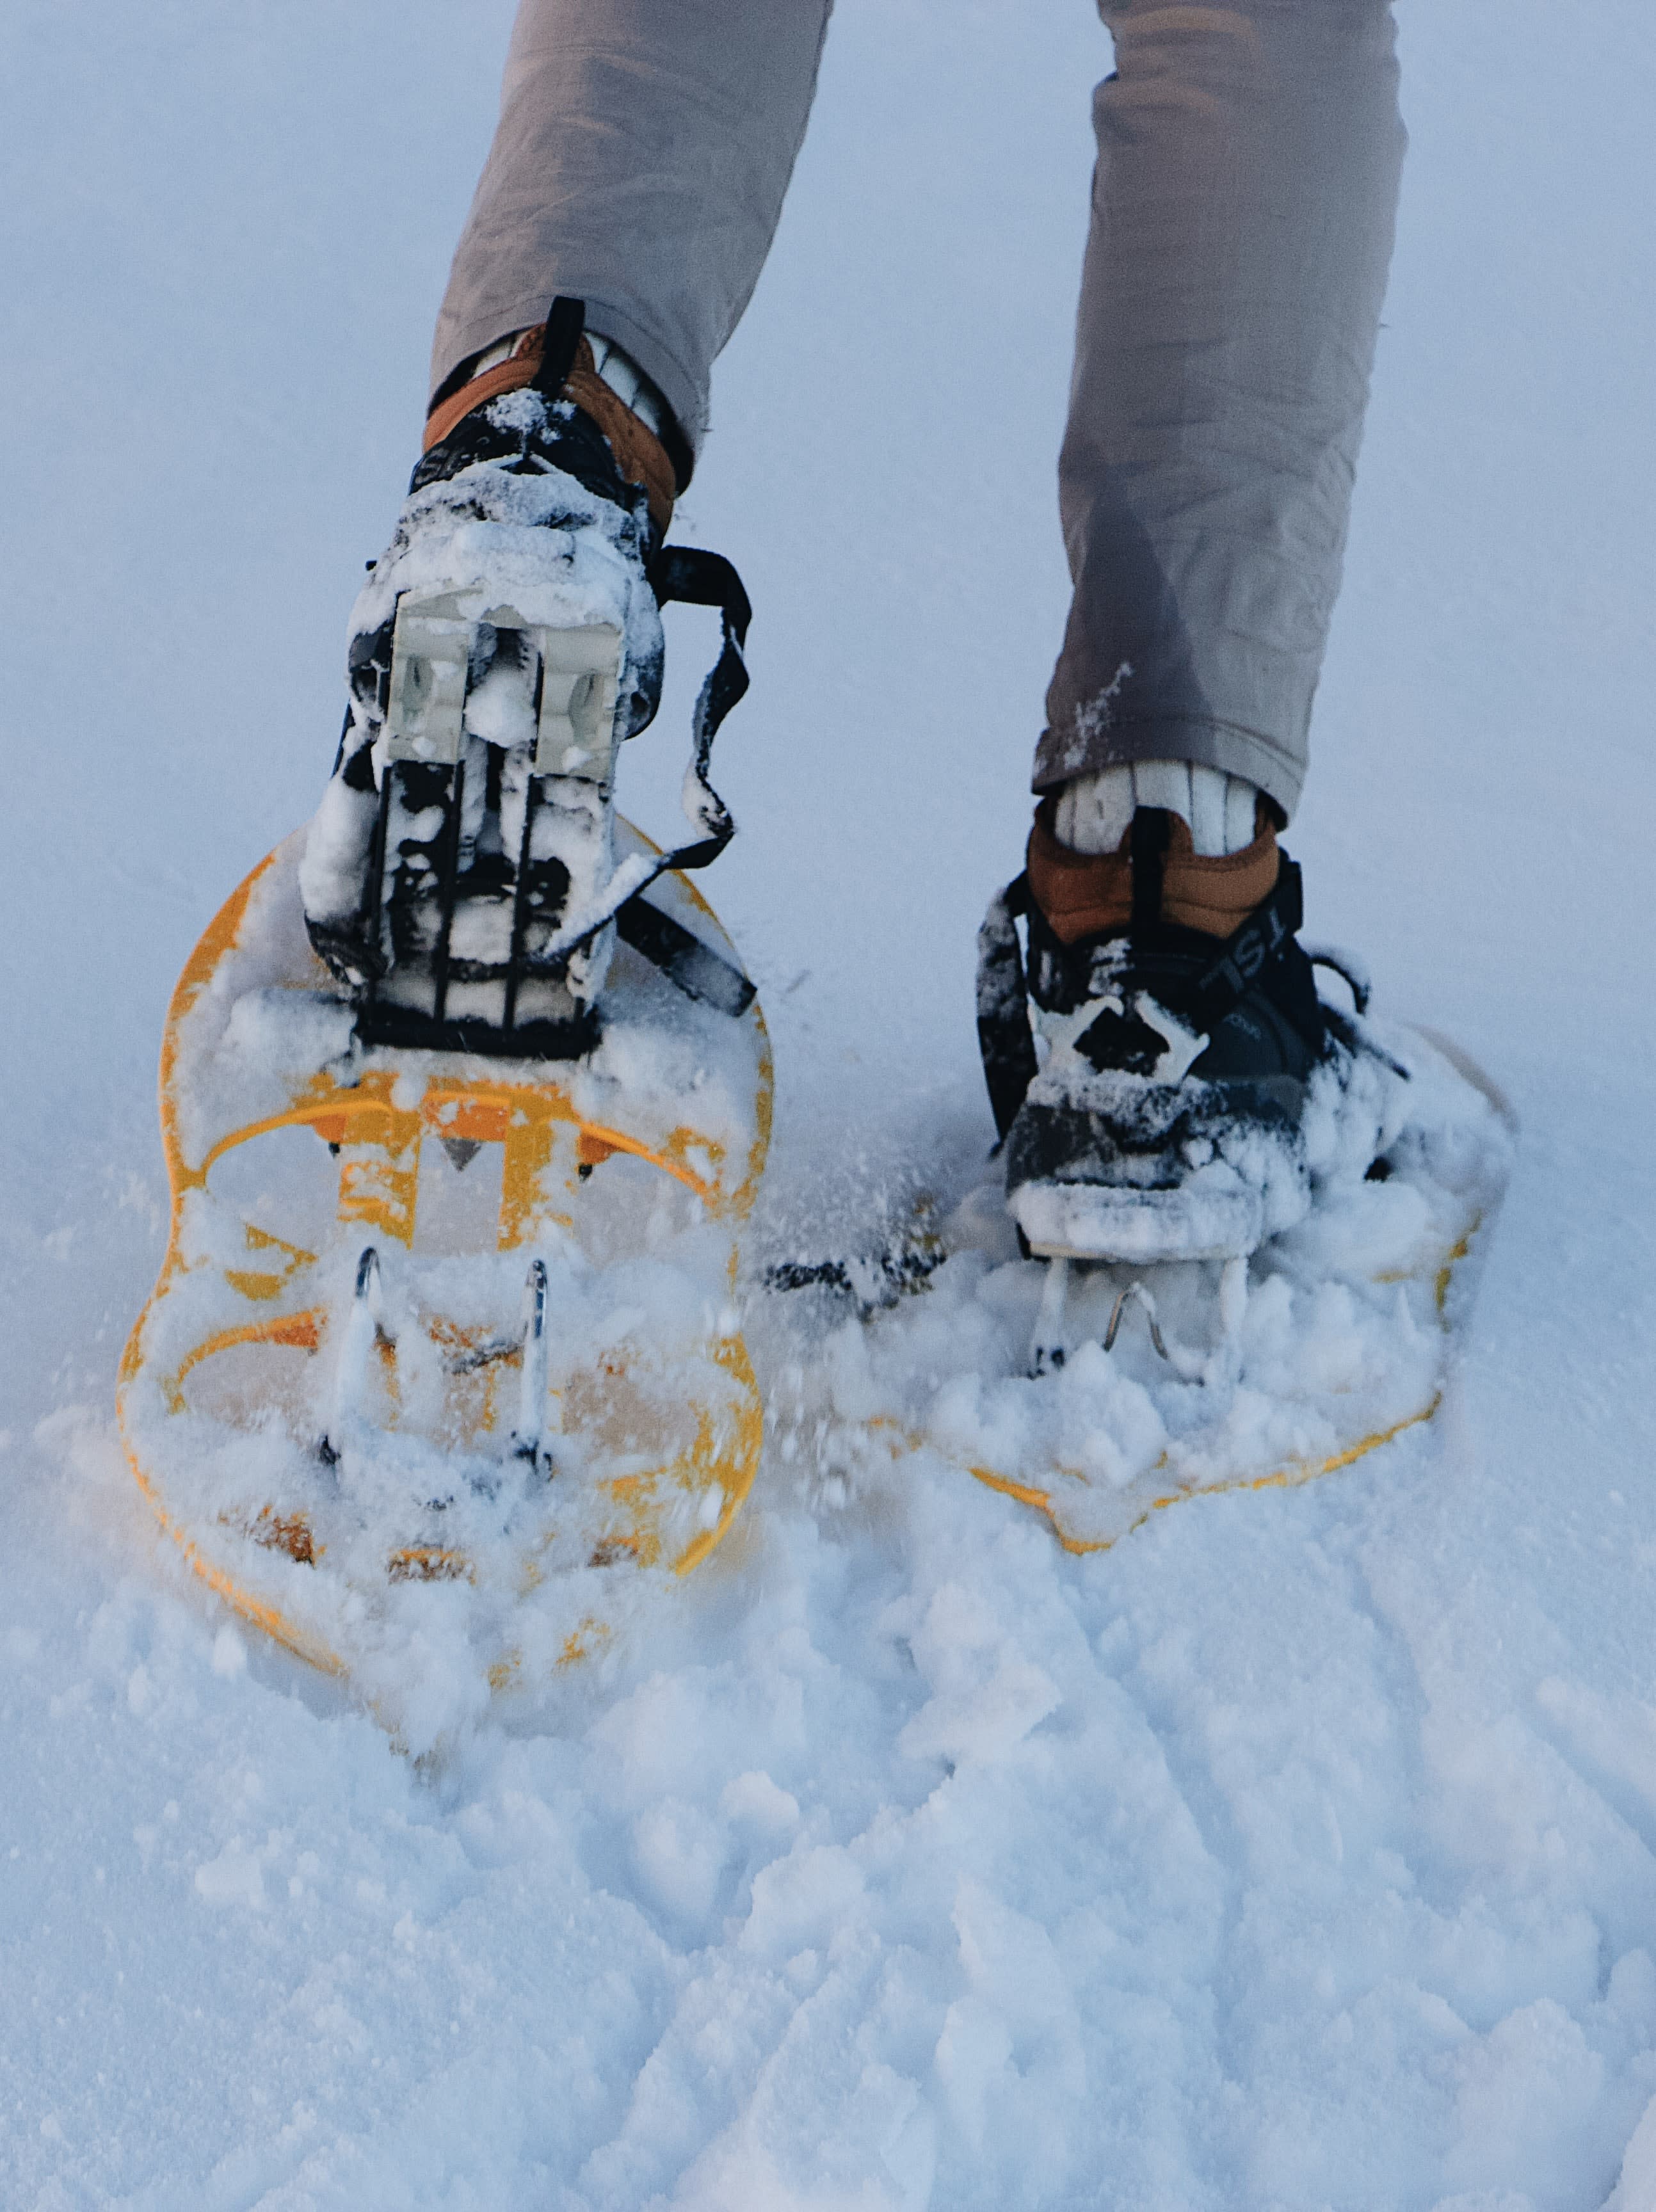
top-left (1029, 1256), bottom-right (1071, 1376)
top-left (512, 1258), bottom-right (552, 1471)
top-left (321, 1246), bottom-right (387, 1461)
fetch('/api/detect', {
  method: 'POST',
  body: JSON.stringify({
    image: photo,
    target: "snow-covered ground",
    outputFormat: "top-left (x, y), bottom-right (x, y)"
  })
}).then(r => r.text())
top-left (3, 1), bottom-right (1655, 2204)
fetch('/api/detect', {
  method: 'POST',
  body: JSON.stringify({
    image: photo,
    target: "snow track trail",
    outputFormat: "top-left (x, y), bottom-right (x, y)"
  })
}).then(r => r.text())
top-left (3, 3), bottom-right (1655, 2206)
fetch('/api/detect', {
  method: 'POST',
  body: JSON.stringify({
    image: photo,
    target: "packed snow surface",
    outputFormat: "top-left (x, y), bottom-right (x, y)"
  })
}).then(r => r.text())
top-left (3, 2), bottom-right (1655, 2208)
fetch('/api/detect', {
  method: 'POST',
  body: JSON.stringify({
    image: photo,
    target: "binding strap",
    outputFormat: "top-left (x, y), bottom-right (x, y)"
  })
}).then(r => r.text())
top-left (424, 298), bottom-right (680, 529)
top-left (1183, 857), bottom-right (1303, 1034)
top-left (540, 546), bottom-right (753, 962)
top-left (976, 873), bottom-right (1039, 1144)
top-left (615, 894), bottom-right (755, 1017)
top-left (533, 296), bottom-right (587, 402)
top-left (645, 547), bottom-right (752, 871)
top-left (1129, 807), bottom-right (1172, 934)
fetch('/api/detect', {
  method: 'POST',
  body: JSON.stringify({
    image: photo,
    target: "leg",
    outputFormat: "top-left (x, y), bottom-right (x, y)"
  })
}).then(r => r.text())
top-left (433, 0), bottom-right (835, 468)
top-left (989, 2), bottom-right (1411, 1264)
top-left (307, 0), bottom-right (832, 1029)
top-left (1037, 0), bottom-right (1406, 822)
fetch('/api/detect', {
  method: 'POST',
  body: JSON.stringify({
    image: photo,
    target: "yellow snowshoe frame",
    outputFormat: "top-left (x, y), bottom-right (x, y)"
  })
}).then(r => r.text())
top-left (118, 829), bottom-right (771, 1684)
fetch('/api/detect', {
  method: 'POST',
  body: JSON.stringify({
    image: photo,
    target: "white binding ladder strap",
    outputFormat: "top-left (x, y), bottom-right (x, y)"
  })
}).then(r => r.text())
top-left (383, 592), bottom-right (623, 785)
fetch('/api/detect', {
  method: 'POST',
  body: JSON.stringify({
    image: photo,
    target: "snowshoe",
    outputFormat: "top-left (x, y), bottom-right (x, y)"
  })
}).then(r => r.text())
top-left (764, 809), bottom-right (1514, 1553)
top-left (118, 821), bottom-right (769, 1715)
top-left (120, 303), bottom-right (769, 1721)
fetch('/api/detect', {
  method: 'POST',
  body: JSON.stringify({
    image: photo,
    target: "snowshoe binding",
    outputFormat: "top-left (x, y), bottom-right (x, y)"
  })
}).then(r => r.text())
top-left (984, 801), bottom-right (1359, 1265)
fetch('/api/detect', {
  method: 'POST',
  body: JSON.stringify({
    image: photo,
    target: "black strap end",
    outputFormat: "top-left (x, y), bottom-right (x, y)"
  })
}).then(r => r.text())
top-left (1278, 853), bottom-right (1304, 935)
top-left (533, 296), bottom-right (586, 400)
top-left (1129, 807), bottom-right (1173, 935)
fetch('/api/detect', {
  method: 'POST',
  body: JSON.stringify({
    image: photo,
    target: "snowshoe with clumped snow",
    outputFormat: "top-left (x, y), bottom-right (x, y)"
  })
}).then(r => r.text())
top-left (766, 1024), bottom-right (1511, 1556)
top-left (118, 822), bottom-right (770, 1726)
top-left (120, 303), bottom-right (769, 1730)
top-left (759, 811), bottom-right (1513, 1555)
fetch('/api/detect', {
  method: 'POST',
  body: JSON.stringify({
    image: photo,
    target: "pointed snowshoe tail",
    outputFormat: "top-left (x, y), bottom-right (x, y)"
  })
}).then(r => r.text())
top-left (979, 801), bottom-right (1381, 1265)
top-left (301, 294), bottom-right (753, 1062)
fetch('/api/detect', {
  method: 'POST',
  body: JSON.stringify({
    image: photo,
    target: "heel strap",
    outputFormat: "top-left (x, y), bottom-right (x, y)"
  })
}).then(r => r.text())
top-left (423, 301), bottom-right (679, 533)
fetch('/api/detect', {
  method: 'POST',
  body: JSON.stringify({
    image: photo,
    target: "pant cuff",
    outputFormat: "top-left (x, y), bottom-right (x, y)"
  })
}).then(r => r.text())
top-left (1032, 714), bottom-right (1306, 825)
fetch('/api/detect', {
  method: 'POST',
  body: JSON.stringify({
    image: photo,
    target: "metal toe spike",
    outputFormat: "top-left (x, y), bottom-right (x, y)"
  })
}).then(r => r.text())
top-left (512, 1258), bottom-right (551, 1471)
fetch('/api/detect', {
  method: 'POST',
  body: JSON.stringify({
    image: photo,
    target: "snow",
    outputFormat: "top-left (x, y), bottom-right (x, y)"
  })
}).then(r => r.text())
top-left (3, 1), bottom-right (1655, 2207)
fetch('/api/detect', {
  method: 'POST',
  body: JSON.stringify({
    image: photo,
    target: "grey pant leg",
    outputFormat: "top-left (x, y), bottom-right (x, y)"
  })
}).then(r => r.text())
top-left (433, 0), bottom-right (833, 469)
top-left (1036, 0), bottom-right (1406, 817)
